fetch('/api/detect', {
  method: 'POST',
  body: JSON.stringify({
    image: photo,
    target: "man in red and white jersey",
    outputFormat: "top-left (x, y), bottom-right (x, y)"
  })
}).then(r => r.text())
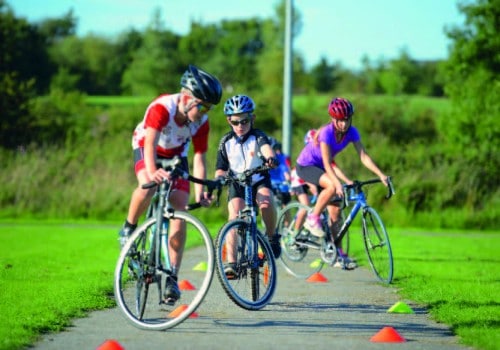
top-left (119, 64), bottom-right (222, 304)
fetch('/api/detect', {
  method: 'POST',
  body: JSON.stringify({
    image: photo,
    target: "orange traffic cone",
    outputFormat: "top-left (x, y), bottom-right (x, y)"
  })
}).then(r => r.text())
top-left (370, 326), bottom-right (406, 342)
top-left (306, 272), bottom-right (328, 283)
top-left (168, 304), bottom-right (199, 318)
top-left (96, 339), bottom-right (124, 350)
top-left (178, 279), bottom-right (196, 290)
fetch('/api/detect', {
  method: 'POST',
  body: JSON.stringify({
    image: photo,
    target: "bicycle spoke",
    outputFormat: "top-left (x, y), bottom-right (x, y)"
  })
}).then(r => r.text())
top-left (276, 202), bottom-right (323, 279)
top-left (362, 207), bottom-right (393, 284)
top-left (114, 213), bottom-right (214, 330)
top-left (215, 219), bottom-right (277, 310)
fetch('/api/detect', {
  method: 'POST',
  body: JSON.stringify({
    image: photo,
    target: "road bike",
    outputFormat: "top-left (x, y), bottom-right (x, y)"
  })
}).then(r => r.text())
top-left (215, 165), bottom-right (278, 310)
top-left (276, 177), bottom-right (395, 283)
top-left (114, 157), bottom-right (222, 330)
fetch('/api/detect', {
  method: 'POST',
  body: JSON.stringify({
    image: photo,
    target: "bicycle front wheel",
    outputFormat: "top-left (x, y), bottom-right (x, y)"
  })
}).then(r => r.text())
top-left (215, 219), bottom-right (277, 310)
top-left (276, 202), bottom-right (323, 279)
top-left (114, 211), bottom-right (215, 330)
top-left (362, 207), bottom-right (393, 284)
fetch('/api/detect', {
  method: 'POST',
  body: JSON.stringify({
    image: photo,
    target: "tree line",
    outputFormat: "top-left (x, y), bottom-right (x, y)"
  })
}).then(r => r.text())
top-left (0, 0), bottom-right (498, 228)
top-left (2, 0), bottom-right (450, 148)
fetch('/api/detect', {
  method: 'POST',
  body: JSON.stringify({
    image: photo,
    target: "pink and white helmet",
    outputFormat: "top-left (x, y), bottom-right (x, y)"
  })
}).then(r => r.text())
top-left (304, 129), bottom-right (317, 144)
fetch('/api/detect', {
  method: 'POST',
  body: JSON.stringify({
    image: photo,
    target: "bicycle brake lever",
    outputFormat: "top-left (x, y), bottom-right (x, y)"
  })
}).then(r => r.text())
top-left (386, 176), bottom-right (395, 199)
top-left (186, 203), bottom-right (202, 210)
top-left (142, 181), bottom-right (157, 189)
top-left (343, 187), bottom-right (349, 208)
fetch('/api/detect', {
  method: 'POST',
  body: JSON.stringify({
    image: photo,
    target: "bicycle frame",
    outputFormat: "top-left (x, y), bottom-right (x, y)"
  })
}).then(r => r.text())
top-left (114, 155), bottom-right (222, 330)
top-left (242, 178), bottom-right (260, 268)
top-left (214, 164), bottom-right (278, 310)
top-left (333, 189), bottom-right (366, 247)
top-left (277, 176), bottom-right (395, 282)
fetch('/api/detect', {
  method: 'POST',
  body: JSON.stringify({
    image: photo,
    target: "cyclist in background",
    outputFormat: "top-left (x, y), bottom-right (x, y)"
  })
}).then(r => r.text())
top-left (268, 137), bottom-right (292, 211)
top-left (292, 129), bottom-right (355, 266)
top-left (118, 64), bottom-right (222, 304)
top-left (296, 97), bottom-right (388, 245)
top-left (214, 94), bottom-right (282, 279)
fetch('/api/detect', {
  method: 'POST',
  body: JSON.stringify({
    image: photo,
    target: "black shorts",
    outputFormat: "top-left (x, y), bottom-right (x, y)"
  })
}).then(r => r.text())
top-left (227, 177), bottom-right (272, 204)
top-left (291, 184), bottom-right (308, 195)
top-left (296, 164), bottom-right (324, 187)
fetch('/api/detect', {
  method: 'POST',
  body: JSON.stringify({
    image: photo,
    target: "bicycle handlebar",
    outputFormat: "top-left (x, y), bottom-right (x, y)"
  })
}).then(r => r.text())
top-left (343, 176), bottom-right (395, 201)
top-left (140, 156), bottom-right (225, 210)
top-left (219, 164), bottom-right (273, 186)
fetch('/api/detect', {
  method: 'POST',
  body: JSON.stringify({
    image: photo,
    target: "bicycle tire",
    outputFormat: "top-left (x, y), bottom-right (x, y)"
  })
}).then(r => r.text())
top-left (276, 202), bottom-right (324, 279)
top-left (215, 219), bottom-right (277, 310)
top-left (114, 212), bottom-right (215, 330)
top-left (361, 207), bottom-right (394, 284)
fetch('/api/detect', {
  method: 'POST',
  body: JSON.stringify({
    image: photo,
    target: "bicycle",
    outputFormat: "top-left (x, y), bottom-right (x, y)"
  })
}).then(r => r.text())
top-left (215, 165), bottom-right (278, 310)
top-left (276, 177), bottom-right (395, 283)
top-left (114, 156), bottom-right (222, 330)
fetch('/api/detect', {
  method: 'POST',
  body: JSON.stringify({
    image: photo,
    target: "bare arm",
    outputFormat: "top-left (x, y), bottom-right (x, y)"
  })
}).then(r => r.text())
top-left (260, 143), bottom-right (275, 160)
top-left (353, 141), bottom-right (388, 185)
top-left (144, 128), bottom-right (169, 183)
top-left (332, 164), bottom-right (353, 185)
top-left (192, 151), bottom-right (207, 202)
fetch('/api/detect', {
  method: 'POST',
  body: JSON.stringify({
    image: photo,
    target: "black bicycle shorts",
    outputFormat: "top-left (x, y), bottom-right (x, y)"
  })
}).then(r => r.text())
top-left (227, 177), bottom-right (272, 203)
top-left (296, 164), bottom-right (324, 187)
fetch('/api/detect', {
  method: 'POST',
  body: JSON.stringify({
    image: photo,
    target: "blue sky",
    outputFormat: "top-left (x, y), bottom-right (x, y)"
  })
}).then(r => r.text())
top-left (9, 0), bottom-right (464, 70)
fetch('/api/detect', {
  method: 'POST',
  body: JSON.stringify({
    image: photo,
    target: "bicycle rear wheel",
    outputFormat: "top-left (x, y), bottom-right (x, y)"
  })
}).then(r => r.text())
top-left (276, 202), bottom-right (323, 279)
top-left (215, 219), bottom-right (277, 310)
top-left (361, 207), bottom-right (393, 284)
top-left (114, 212), bottom-right (215, 330)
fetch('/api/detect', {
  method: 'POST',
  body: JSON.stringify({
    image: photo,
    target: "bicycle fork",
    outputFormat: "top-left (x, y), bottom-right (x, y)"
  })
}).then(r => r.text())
top-left (333, 197), bottom-right (365, 247)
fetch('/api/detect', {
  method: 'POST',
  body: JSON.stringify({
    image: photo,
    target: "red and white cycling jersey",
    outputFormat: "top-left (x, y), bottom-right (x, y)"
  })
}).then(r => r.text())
top-left (290, 167), bottom-right (306, 189)
top-left (132, 93), bottom-right (209, 157)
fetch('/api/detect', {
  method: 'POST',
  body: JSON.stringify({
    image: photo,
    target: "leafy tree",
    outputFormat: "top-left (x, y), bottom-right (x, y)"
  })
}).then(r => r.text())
top-left (441, 0), bottom-right (500, 208)
top-left (0, 1), bottom-right (43, 148)
top-left (35, 9), bottom-right (77, 44)
top-left (310, 56), bottom-right (338, 92)
top-left (121, 8), bottom-right (181, 95)
top-left (204, 18), bottom-right (264, 92)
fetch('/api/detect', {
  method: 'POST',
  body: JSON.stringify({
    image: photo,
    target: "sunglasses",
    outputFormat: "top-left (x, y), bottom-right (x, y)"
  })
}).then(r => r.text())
top-left (195, 102), bottom-right (213, 114)
top-left (229, 118), bottom-right (251, 126)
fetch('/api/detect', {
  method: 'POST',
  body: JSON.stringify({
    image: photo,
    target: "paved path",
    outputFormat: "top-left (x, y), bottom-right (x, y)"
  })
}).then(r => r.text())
top-left (33, 261), bottom-right (472, 350)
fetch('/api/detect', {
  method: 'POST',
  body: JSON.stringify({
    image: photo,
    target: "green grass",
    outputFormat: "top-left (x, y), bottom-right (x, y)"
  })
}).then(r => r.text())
top-left (0, 221), bottom-right (499, 350)
top-left (348, 227), bottom-right (500, 350)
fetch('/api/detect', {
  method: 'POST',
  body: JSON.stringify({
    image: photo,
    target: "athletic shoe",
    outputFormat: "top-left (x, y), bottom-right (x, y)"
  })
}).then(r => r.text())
top-left (270, 233), bottom-right (282, 258)
top-left (304, 214), bottom-right (325, 238)
top-left (334, 256), bottom-right (357, 270)
top-left (118, 226), bottom-right (135, 250)
top-left (224, 263), bottom-right (237, 280)
top-left (164, 275), bottom-right (181, 305)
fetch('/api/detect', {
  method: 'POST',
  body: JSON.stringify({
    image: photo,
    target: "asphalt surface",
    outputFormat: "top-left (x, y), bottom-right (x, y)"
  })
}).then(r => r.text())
top-left (32, 255), bottom-right (473, 350)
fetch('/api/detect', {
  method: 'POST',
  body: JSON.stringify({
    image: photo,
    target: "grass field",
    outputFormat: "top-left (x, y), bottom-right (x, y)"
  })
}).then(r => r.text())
top-left (0, 221), bottom-right (498, 350)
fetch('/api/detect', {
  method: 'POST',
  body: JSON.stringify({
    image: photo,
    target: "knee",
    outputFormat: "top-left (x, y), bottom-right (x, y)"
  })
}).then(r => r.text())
top-left (259, 201), bottom-right (273, 211)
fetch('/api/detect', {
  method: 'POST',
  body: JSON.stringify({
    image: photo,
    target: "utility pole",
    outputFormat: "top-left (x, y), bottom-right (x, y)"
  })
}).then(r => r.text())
top-left (282, 0), bottom-right (293, 156)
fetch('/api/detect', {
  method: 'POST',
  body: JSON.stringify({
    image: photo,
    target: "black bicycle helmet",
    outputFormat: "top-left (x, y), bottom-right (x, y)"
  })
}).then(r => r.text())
top-left (180, 65), bottom-right (223, 105)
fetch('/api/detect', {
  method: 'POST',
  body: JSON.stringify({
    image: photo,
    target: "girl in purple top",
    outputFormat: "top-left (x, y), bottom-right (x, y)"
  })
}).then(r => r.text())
top-left (296, 97), bottom-right (388, 239)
